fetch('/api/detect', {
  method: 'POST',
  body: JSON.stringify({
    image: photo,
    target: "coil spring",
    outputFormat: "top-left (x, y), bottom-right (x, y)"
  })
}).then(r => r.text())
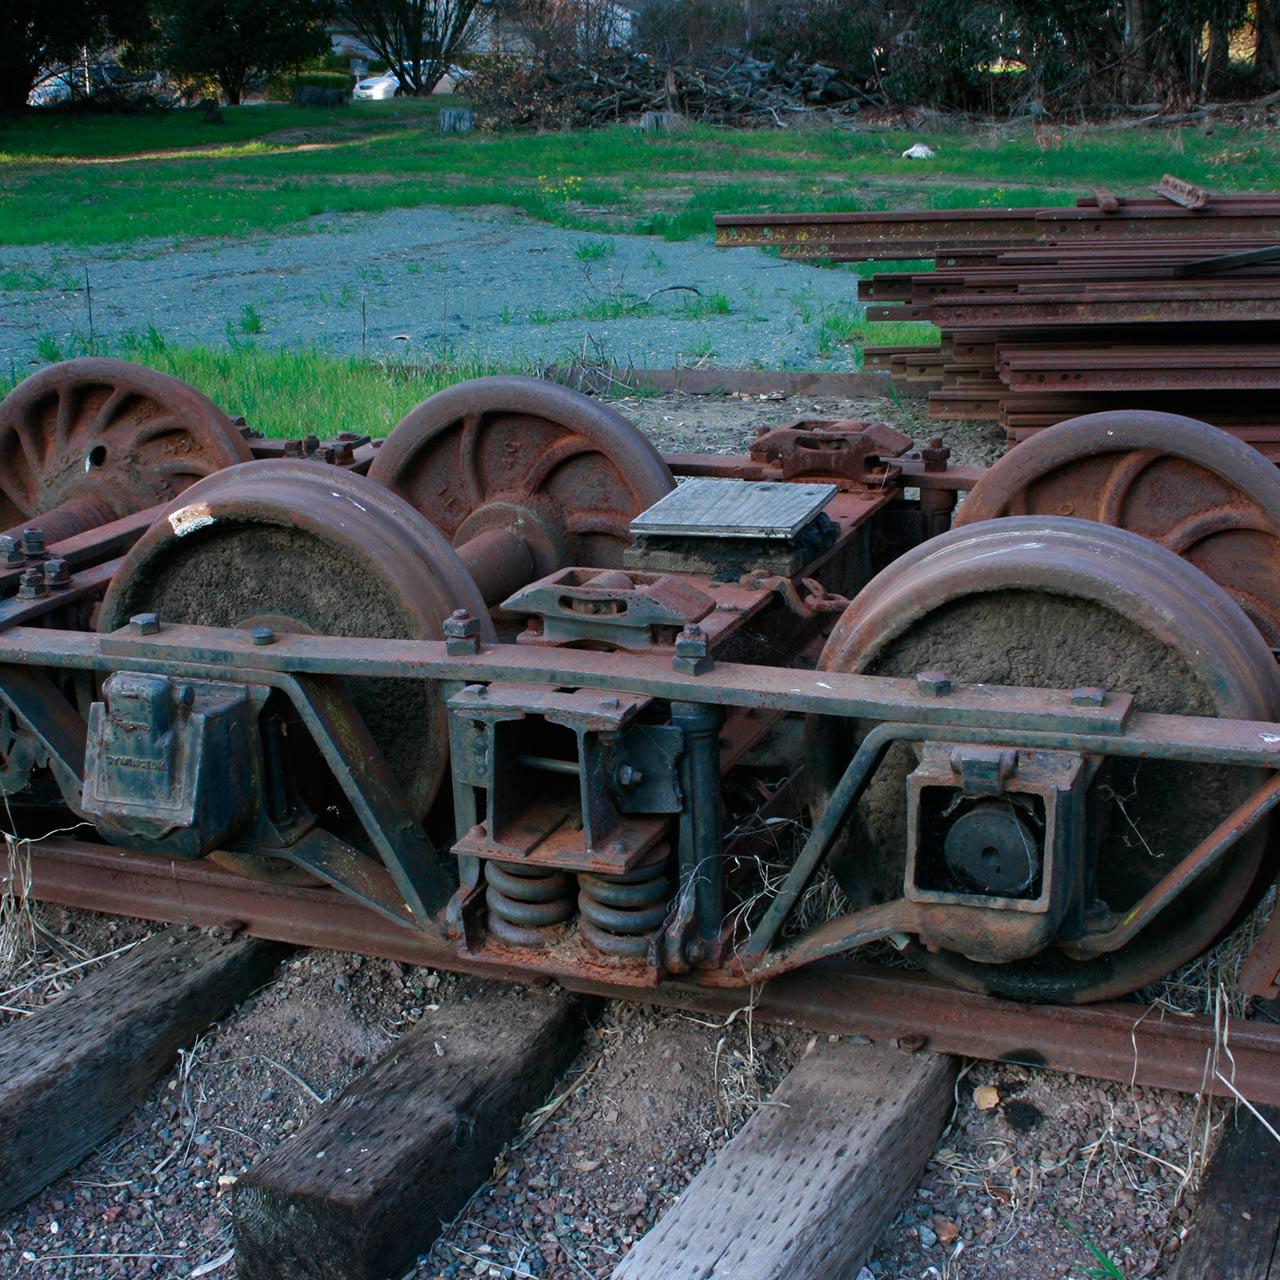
top-left (485, 861), bottom-right (575, 949)
top-left (578, 854), bottom-right (670, 957)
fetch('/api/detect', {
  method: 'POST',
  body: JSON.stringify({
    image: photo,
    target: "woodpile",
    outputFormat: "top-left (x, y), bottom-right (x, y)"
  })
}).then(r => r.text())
top-left (465, 51), bottom-right (875, 131)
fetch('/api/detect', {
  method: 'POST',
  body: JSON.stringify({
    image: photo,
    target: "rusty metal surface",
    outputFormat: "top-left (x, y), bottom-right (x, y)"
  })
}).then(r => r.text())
top-left (811, 516), bottom-right (1280, 1003)
top-left (957, 410), bottom-right (1280, 646)
top-left (0, 358), bottom-right (252, 543)
top-left (367, 376), bottom-right (675, 602)
top-left (96, 461), bottom-right (492, 819)
top-left (10, 836), bottom-right (1280, 1105)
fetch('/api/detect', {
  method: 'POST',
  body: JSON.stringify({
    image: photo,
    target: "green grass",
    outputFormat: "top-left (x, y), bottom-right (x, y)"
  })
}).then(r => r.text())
top-left (573, 237), bottom-right (616, 261)
top-left (815, 306), bottom-right (938, 364)
top-left (3, 99), bottom-right (1279, 250)
top-left (6, 328), bottom-right (522, 437)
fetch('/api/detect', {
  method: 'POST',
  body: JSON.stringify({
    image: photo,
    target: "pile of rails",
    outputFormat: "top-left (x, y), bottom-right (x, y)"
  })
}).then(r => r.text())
top-left (715, 185), bottom-right (1280, 457)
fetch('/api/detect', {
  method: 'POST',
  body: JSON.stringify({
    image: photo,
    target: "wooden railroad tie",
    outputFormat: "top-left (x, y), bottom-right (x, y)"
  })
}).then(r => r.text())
top-left (613, 1038), bottom-right (957, 1280)
top-left (233, 977), bottom-right (598, 1280)
top-left (0, 923), bottom-right (288, 1213)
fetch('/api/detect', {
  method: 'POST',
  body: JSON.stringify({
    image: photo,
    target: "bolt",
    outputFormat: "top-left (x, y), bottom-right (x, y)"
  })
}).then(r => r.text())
top-left (284, 439), bottom-right (304, 458)
top-left (16, 567), bottom-right (46, 600)
top-left (599, 696), bottom-right (620, 710)
top-left (0, 535), bottom-right (24, 566)
top-left (131, 612), bottom-right (160, 636)
top-left (673, 623), bottom-right (711, 675)
top-left (303, 434), bottom-right (320, 455)
top-left (920, 436), bottom-right (951, 473)
top-left (21, 528), bottom-right (47, 561)
top-left (1071, 686), bottom-right (1107, 708)
top-left (251, 625), bottom-right (276, 646)
top-left (42, 558), bottom-right (70, 588)
top-left (444, 607), bottom-right (481, 655)
top-left (333, 441), bottom-right (355, 465)
top-left (916, 670), bottom-right (952, 697)
top-left (617, 764), bottom-right (644, 788)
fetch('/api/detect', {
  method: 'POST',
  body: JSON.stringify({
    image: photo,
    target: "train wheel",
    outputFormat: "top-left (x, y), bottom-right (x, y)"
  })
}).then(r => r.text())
top-left (0, 359), bottom-right (252, 543)
top-left (809, 517), bottom-right (1280, 1004)
top-left (99, 461), bottom-right (491, 825)
top-left (368, 376), bottom-right (674, 583)
top-left (957, 410), bottom-right (1280, 645)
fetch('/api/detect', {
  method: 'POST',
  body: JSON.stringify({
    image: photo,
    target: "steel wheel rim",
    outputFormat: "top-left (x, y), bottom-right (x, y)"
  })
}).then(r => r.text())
top-left (0, 358), bottom-right (252, 541)
top-left (368, 376), bottom-right (674, 575)
top-left (99, 461), bottom-right (492, 820)
top-left (957, 410), bottom-right (1280, 645)
top-left (810, 516), bottom-right (1280, 1004)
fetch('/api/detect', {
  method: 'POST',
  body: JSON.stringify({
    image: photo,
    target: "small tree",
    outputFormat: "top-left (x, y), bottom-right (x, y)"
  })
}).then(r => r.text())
top-left (157, 0), bottom-right (330, 105)
top-left (332, 0), bottom-right (487, 94)
top-left (0, 0), bottom-right (150, 114)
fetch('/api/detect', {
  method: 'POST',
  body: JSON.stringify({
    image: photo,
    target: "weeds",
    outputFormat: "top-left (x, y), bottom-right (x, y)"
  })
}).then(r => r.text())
top-left (573, 237), bottom-right (615, 262)
top-left (2, 329), bottom-right (526, 437)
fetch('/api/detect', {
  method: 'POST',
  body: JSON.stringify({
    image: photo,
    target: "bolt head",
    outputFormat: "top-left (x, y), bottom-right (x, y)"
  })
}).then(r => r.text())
top-left (21, 527), bottom-right (47, 560)
top-left (916, 670), bottom-right (952, 697)
top-left (0, 535), bottom-right (24, 566)
top-left (1071, 686), bottom-right (1107, 708)
top-left (131, 612), bottom-right (160, 636)
top-left (43, 558), bottom-right (70, 587)
top-left (16, 567), bottom-right (45, 599)
top-left (251, 625), bottom-right (276, 646)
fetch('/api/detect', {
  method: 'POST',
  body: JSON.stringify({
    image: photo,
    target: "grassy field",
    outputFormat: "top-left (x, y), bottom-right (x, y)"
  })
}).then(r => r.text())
top-left (1, 330), bottom-right (517, 436)
top-left (2, 98), bottom-right (1279, 248)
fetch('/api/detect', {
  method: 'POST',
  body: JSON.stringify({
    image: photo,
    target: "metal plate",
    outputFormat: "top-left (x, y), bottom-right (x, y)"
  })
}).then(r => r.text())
top-left (630, 478), bottom-right (837, 540)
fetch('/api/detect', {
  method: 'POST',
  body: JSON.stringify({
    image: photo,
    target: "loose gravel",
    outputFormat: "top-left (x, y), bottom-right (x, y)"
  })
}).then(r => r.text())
top-left (0, 206), bottom-right (870, 374)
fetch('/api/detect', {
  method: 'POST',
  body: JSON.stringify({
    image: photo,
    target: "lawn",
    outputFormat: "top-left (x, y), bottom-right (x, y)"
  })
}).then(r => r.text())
top-left (2, 98), bottom-right (1278, 249)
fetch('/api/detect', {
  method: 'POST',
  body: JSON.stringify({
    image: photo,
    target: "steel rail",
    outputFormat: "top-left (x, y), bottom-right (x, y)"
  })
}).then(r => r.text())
top-left (8, 837), bottom-right (1279, 1104)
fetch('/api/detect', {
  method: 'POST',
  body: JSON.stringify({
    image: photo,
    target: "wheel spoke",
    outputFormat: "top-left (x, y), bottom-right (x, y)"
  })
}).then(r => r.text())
top-left (127, 413), bottom-right (184, 451)
top-left (53, 384), bottom-right (80, 446)
top-left (1096, 449), bottom-right (1160, 527)
top-left (458, 412), bottom-right (483, 507)
top-left (520, 435), bottom-right (596, 496)
top-left (1159, 504), bottom-right (1277, 554)
top-left (564, 512), bottom-right (631, 540)
top-left (0, 461), bottom-right (35, 518)
top-left (88, 385), bottom-right (133, 438)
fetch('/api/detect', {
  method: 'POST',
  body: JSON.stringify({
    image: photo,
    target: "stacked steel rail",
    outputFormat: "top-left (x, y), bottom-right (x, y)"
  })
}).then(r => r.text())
top-left (714, 184), bottom-right (1280, 457)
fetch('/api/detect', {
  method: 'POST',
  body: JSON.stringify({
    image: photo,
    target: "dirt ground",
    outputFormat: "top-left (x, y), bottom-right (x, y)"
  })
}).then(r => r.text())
top-left (0, 392), bottom-right (1258, 1280)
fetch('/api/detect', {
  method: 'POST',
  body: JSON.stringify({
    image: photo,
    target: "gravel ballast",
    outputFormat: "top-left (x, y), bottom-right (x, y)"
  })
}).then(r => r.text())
top-left (0, 207), bottom-right (871, 374)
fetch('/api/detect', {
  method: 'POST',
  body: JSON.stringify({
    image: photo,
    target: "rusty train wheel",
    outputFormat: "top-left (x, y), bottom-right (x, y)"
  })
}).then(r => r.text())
top-left (957, 410), bottom-right (1280, 646)
top-left (0, 359), bottom-right (252, 544)
top-left (809, 517), bottom-right (1280, 1004)
top-left (99, 462), bottom-right (492, 842)
top-left (368, 377), bottom-right (674, 594)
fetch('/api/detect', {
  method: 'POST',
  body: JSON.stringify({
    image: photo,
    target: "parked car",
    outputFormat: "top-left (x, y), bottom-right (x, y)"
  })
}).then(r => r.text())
top-left (352, 71), bottom-right (400, 100)
top-left (27, 70), bottom-right (73, 107)
top-left (351, 65), bottom-right (469, 100)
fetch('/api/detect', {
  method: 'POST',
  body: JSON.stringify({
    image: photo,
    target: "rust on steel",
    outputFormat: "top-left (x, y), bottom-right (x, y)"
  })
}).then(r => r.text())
top-left (957, 410), bottom-right (1280, 647)
top-left (0, 358), bottom-right (252, 543)
top-left (714, 188), bottom-right (1280, 449)
top-left (11, 838), bottom-right (1280, 1106)
top-left (367, 376), bottom-right (675, 605)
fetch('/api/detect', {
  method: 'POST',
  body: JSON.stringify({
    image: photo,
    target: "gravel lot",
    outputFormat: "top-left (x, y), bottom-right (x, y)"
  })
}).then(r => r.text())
top-left (0, 206), bottom-right (869, 373)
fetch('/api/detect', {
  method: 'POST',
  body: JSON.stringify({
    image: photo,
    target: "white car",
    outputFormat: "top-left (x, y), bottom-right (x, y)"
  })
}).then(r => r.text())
top-left (352, 72), bottom-right (400, 100)
top-left (351, 65), bottom-right (469, 100)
